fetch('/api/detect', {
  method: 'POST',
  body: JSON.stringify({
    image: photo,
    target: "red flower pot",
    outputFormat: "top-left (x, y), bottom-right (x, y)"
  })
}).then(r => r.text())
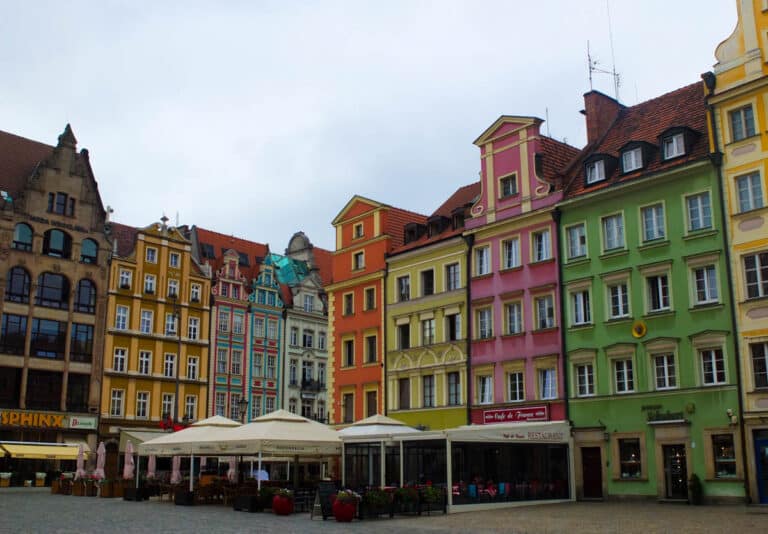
top-left (332, 500), bottom-right (356, 522)
top-left (272, 495), bottom-right (294, 515)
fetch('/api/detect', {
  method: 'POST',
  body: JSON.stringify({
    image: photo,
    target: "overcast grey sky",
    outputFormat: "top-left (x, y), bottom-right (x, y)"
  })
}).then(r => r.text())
top-left (1, 1), bottom-right (736, 252)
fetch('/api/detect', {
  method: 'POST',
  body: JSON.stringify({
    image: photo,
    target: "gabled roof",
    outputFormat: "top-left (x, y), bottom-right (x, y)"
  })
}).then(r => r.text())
top-left (331, 195), bottom-right (383, 226)
top-left (194, 226), bottom-right (268, 281)
top-left (312, 246), bottom-right (333, 287)
top-left (0, 129), bottom-right (53, 198)
top-left (109, 222), bottom-right (139, 257)
top-left (563, 82), bottom-right (708, 198)
top-left (384, 206), bottom-right (428, 249)
top-left (538, 137), bottom-right (581, 184)
top-left (473, 115), bottom-right (541, 146)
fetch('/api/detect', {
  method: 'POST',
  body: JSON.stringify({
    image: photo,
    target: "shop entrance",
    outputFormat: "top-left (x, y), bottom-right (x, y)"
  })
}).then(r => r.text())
top-left (580, 447), bottom-right (602, 499)
top-left (755, 435), bottom-right (768, 504)
top-left (662, 444), bottom-right (687, 500)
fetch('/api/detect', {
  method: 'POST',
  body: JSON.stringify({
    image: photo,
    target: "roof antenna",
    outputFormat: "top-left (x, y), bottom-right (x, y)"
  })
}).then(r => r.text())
top-left (545, 107), bottom-right (551, 137)
top-left (606, 0), bottom-right (620, 101)
top-left (587, 38), bottom-right (620, 100)
top-left (175, 211), bottom-right (180, 227)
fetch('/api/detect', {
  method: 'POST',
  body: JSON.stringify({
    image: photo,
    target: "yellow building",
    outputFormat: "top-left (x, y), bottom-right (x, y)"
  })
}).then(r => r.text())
top-left (706, 0), bottom-right (768, 504)
top-left (99, 219), bottom-right (210, 473)
top-left (385, 183), bottom-right (479, 430)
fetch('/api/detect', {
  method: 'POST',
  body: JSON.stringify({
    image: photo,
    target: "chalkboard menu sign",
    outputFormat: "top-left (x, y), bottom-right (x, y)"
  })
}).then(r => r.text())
top-left (315, 481), bottom-right (337, 519)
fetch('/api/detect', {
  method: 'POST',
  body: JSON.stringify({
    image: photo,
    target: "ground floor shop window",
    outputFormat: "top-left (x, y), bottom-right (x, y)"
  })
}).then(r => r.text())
top-left (712, 434), bottom-right (737, 478)
top-left (618, 438), bottom-right (642, 479)
top-left (403, 440), bottom-right (446, 486)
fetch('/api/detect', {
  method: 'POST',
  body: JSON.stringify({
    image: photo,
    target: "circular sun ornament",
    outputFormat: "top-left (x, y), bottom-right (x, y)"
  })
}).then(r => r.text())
top-left (631, 320), bottom-right (647, 339)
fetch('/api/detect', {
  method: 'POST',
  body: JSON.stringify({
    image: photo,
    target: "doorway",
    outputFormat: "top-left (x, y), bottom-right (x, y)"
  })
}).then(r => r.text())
top-left (662, 444), bottom-right (687, 500)
top-left (755, 436), bottom-right (768, 504)
top-left (581, 447), bottom-right (603, 499)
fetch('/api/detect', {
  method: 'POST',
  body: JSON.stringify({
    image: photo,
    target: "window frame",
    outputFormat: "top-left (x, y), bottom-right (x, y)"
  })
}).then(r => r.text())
top-left (352, 250), bottom-right (365, 270)
top-left (601, 212), bottom-right (625, 252)
top-left (145, 247), bottom-right (158, 264)
top-left (565, 223), bottom-right (587, 260)
top-left (685, 191), bottom-right (713, 233)
top-left (445, 262), bottom-right (460, 291)
top-left (474, 246), bottom-right (490, 276)
top-left (744, 251), bottom-right (768, 299)
top-left (501, 236), bottom-right (521, 269)
top-left (701, 347), bottom-right (727, 386)
top-left (729, 104), bottom-right (756, 142)
top-left (505, 300), bottom-right (523, 335)
top-left (507, 371), bottom-right (525, 402)
top-left (585, 159), bottom-right (606, 184)
top-left (574, 363), bottom-right (595, 397)
top-left (531, 228), bottom-right (552, 262)
top-left (477, 374), bottom-right (493, 405)
top-left (653, 352), bottom-right (677, 390)
top-left (613, 357), bottom-right (635, 394)
top-left (640, 202), bottom-right (666, 242)
top-left (662, 132), bottom-right (685, 160)
top-left (735, 171), bottom-right (764, 213)
top-left (476, 307), bottom-right (493, 340)
top-left (534, 294), bottom-right (555, 330)
top-left (751, 342), bottom-right (768, 389)
top-left (499, 172), bottom-right (518, 198)
top-left (692, 264), bottom-right (719, 305)
top-left (621, 147), bottom-right (643, 173)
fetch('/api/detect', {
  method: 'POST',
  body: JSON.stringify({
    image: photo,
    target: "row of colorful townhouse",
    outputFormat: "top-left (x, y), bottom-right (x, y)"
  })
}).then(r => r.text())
top-left (326, 1), bottom-right (768, 504)
top-left (0, 124), bottom-right (334, 479)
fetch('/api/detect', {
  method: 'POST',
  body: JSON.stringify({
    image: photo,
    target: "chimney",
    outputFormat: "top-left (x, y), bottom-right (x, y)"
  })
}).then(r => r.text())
top-left (581, 91), bottom-right (623, 144)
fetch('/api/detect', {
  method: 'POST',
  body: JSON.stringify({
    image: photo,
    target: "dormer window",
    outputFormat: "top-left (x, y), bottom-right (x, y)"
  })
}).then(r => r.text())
top-left (499, 173), bottom-right (518, 198)
top-left (621, 147), bottom-right (643, 173)
top-left (662, 133), bottom-right (685, 160)
top-left (586, 160), bottom-right (606, 184)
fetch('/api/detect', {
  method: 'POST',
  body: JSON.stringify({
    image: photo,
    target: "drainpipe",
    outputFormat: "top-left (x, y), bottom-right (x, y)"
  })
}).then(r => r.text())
top-left (552, 207), bottom-right (570, 426)
top-left (702, 71), bottom-right (750, 503)
top-left (383, 261), bottom-right (388, 416)
top-left (464, 234), bottom-right (475, 425)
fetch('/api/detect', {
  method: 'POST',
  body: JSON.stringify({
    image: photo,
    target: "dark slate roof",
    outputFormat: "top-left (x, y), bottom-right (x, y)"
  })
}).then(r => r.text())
top-left (0, 129), bottom-right (54, 198)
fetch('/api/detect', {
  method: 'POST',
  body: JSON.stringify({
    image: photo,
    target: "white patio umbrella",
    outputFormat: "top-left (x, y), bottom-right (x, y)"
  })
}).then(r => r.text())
top-left (226, 457), bottom-right (237, 483)
top-left (93, 442), bottom-right (106, 480)
top-left (74, 444), bottom-right (86, 480)
top-left (170, 456), bottom-right (182, 484)
top-left (147, 455), bottom-right (157, 479)
top-left (123, 441), bottom-right (135, 480)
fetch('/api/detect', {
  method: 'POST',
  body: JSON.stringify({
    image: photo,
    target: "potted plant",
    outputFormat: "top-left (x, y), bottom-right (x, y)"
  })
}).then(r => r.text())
top-left (332, 489), bottom-right (360, 522)
top-left (419, 485), bottom-right (444, 515)
top-left (259, 485), bottom-right (277, 510)
top-left (394, 486), bottom-right (418, 515)
top-left (59, 473), bottom-right (73, 495)
top-left (688, 473), bottom-right (703, 505)
top-left (362, 488), bottom-right (392, 518)
top-left (272, 488), bottom-right (294, 515)
top-left (0, 472), bottom-right (11, 488)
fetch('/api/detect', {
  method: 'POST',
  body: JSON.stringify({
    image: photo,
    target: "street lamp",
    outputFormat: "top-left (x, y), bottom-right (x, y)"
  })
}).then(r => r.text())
top-left (238, 397), bottom-right (249, 424)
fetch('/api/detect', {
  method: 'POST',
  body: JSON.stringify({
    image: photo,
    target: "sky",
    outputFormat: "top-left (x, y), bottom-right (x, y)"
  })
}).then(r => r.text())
top-left (1, 1), bottom-right (737, 252)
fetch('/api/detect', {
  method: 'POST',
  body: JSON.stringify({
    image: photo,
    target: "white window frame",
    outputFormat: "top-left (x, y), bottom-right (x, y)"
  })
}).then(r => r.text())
top-left (396, 275), bottom-right (410, 302)
top-left (686, 191), bottom-right (712, 232)
top-left (144, 274), bottom-right (156, 294)
top-left (187, 356), bottom-right (198, 380)
top-left (164, 353), bottom-right (176, 378)
top-left (353, 251), bottom-right (365, 270)
top-left (508, 371), bottom-right (525, 402)
top-left (162, 393), bottom-right (174, 419)
top-left (646, 273), bottom-right (671, 313)
top-left (505, 301), bottom-right (522, 335)
top-left (586, 159), bottom-right (606, 184)
top-left (113, 348), bottom-right (126, 372)
top-left (701, 348), bottom-right (727, 386)
top-left (575, 363), bottom-right (595, 397)
top-left (736, 172), bottom-right (764, 213)
top-left (539, 368), bottom-right (557, 400)
top-left (190, 283), bottom-right (201, 302)
top-left (571, 289), bottom-right (591, 326)
top-left (614, 358), bottom-right (635, 393)
top-left (232, 313), bottom-right (243, 334)
top-left (730, 104), bottom-right (755, 142)
top-left (663, 133), bottom-right (685, 159)
top-left (165, 313), bottom-right (177, 335)
top-left (138, 350), bottom-right (151, 375)
top-left (115, 305), bottom-right (129, 330)
top-left (110, 389), bottom-right (124, 417)
top-left (640, 203), bottom-right (665, 242)
top-left (218, 310), bottom-right (229, 332)
top-left (535, 294), bottom-right (555, 330)
top-left (304, 294), bottom-right (314, 313)
top-left (654, 353), bottom-right (677, 390)
top-left (187, 316), bottom-right (199, 339)
top-left (602, 213), bottom-right (625, 251)
top-left (477, 375), bottom-right (493, 405)
top-left (693, 265), bottom-right (719, 305)
top-left (445, 262), bottom-right (460, 291)
top-left (145, 247), bottom-right (157, 263)
top-left (566, 223), bottom-right (586, 259)
top-left (167, 279), bottom-right (179, 298)
top-left (475, 246), bottom-right (490, 276)
top-left (607, 281), bottom-right (630, 319)
top-left (744, 252), bottom-right (768, 299)
top-left (502, 237), bottom-right (521, 269)
top-left (119, 270), bottom-right (132, 289)
top-left (622, 147), bottom-right (643, 172)
top-left (184, 395), bottom-right (197, 420)
top-left (216, 348), bottom-right (228, 374)
top-left (499, 173), bottom-right (518, 197)
top-left (140, 310), bottom-right (153, 334)
top-left (476, 308), bottom-right (493, 339)
top-left (532, 228), bottom-right (551, 262)
top-left (136, 391), bottom-right (149, 419)
top-left (215, 392), bottom-right (226, 416)
top-left (169, 252), bottom-right (180, 268)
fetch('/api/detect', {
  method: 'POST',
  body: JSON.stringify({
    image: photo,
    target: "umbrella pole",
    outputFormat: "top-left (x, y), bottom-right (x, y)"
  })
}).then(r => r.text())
top-left (136, 452), bottom-right (140, 490)
top-left (257, 451), bottom-right (262, 491)
top-left (293, 455), bottom-right (299, 489)
top-left (189, 453), bottom-right (194, 493)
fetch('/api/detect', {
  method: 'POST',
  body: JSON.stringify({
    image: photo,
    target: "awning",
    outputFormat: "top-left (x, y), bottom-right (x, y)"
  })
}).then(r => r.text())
top-left (119, 430), bottom-right (167, 453)
top-left (0, 443), bottom-right (81, 460)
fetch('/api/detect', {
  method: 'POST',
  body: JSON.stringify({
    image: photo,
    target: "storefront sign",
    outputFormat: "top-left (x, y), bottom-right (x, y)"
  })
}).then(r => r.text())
top-left (482, 405), bottom-right (549, 424)
top-left (0, 410), bottom-right (97, 430)
top-left (68, 416), bottom-right (97, 430)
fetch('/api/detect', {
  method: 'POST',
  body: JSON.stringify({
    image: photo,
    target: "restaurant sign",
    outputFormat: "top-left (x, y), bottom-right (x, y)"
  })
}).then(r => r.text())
top-left (482, 405), bottom-right (549, 424)
top-left (0, 410), bottom-right (97, 430)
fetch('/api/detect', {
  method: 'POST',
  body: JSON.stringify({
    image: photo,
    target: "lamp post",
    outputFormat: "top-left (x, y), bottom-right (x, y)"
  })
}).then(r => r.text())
top-left (238, 397), bottom-right (249, 424)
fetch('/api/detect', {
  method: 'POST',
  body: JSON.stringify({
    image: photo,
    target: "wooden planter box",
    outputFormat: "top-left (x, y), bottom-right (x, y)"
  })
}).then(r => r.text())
top-left (71, 480), bottom-right (85, 496)
top-left (50, 479), bottom-right (60, 493)
top-left (0, 478), bottom-right (11, 488)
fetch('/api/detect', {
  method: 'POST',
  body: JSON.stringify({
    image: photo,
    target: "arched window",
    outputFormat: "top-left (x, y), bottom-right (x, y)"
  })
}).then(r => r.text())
top-left (74, 279), bottom-right (96, 314)
top-left (11, 223), bottom-right (33, 251)
top-left (5, 266), bottom-right (30, 303)
top-left (35, 272), bottom-right (70, 310)
top-left (42, 229), bottom-right (72, 259)
top-left (80, 239), bottom-right (98, 264)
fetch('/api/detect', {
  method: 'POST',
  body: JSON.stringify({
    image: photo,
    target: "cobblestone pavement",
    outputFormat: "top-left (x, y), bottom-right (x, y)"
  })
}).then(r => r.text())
top-left (1, 488), bottom-right (767, 534)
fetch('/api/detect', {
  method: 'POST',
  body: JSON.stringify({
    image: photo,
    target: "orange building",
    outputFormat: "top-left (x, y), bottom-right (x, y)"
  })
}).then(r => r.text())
top-left (327, 196), bottom-right (426, 424)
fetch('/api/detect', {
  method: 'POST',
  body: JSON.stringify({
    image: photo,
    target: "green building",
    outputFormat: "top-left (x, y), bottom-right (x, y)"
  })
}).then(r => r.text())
top-left (559, 85), bottom-right (745, 503)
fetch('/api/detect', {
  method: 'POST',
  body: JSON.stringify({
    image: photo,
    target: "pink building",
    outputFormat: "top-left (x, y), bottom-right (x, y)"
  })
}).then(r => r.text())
top-left (465, 116), bottom-right (579, 425)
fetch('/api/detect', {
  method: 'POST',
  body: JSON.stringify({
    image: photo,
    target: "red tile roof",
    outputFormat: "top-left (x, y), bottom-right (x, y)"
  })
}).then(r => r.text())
top-left (538, 137), bottom-right (581, 184)
top-left (194, 226), bottom-right (268, 281)
top-left (0, 129), bottom-right (54, 198)
top-left (109, 222), bottom-right (139, 257)
top-left (563, 82), bottom-right (708, 198)
top-left (384, 206), bottom-right (428, 250)
top-left (312, 246), bottom-right (333, 287)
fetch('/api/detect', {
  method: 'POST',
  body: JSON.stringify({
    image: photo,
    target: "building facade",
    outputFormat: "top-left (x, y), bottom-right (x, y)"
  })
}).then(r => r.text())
top-left (464, 117), bottom-right (578, 426)
top-left (385, 183), bottom-right (479, 430)
top-left (706, 0), bottom-right (768, 504)
top-left (100, 220), bottom-right (211, 450)
top-left (0, 125), bottom-right (109, 458)
top-left (327, 196), bottom-right (426, 424)
top-left (560, 85), bottom-right (744, 503)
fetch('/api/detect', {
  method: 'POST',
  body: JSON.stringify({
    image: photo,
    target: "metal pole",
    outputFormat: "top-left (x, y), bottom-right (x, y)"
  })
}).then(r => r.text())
top-left (189, 453), bottom-right (194, 492)
top-left (257, 451), bottom-right (262, 490)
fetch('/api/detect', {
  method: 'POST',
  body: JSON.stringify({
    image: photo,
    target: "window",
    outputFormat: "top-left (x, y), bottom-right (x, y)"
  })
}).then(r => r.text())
top-left (421, 319), bottom-right (435, 345)
top-left (11, 223), bottom-right (33, 251)
top-left (343, 393), bottom-right (354, 423)
top-left (162, 393), bottom-right (174, 419)
top-left (289, 327), bottom-right (298, 346)
top-left (364, 287), bottom-right (375, 310)
top-left (215, 392), bottom-right (226, 416)
top-left (353, 223), bottom-right (364, 238)
top-left (165, 313), bottom-right (177, 335)
top-left (47, 192), bottom-right (75, 216)
top-left (477, 308), bottom-right (492, 339)
top-left (344, 339), bottom-right (354, 366)
top-left (344, 293), bottom-right (354, 314)
top-left (35, 272), bottom-right (70, 309)
top-left (475, 247), bottom-right (490, 276)
top-left (566, 225), bottom-right (586, 259)
top-left (318, 331), bottom-right (326, 350)
top-left (80, 239), bottom-right (98, 264)
top-left (145, 247), bottom-right (157, 263)
top-left (647, 274), bottom-right (670, 312)
top-left (448, 372), bottom-right (461, 405)
top-left (136, 392), bottom-right (149, 419)
top-left (30, 319), bottom-right (66, 359)
top-left (477, 375), bottom-right (492, 404)
top-left (446, 313), bottom-right (461, 341)
top-left (506, 302), bottom-right (522, 335)
top-left (230, 393), bottom-right (241, 421)
top-left (586, 159), bottom-right (606, 184)
top-left (508, 372), bottom-right (524, 401)
top-left (608, 282), bottom-right (630, 319)
top-left (654, 353), bottom-right (677, 390)
top-left (144, 274), bottom-right (155, 294)
top-left (288, 398), bottom-right (297, 414)
top-left (119, 270), bottom-right (132, 289)
top-left (113, 348), bottom-right (127, 372)
top-left (353, 251), bottom-right (365, 270)
top-left (267, 319), bottom-right (277, 339)
top-left (365, 335), bottom-right (377, 363)
top-left (686, 192), bottom-right (712, 231)
top-left (289, 359), bottom-right (297, 384)
top-left (42, 229), bottom-right (72, 258)
top-left (190, 284), bottom-right (201, 302)
top-left (752, 342), bottom-right (768, 388)
top-left (421, 270), bottom-right (434, 296)
top-left (397, 323), bottom-right (410, 349)
top-left (251, 396), bottom-right (261, 419)
top-left (622, 147), bottom-right (643, 172)
top-left (641, 204), bottom-right (665, 241)
top-left (266, 355), bottom-right (276, 378)
top-left (744, 252), bottom-right (768, 298)
top-left (535, 295), bottom-right (555, 329)
top-left (187, 356), bottom-right (198, 379)
top-left (71, 279), bottom-right (95, 314)
top-left (253, 353), bottom-right (262, 376)
top-left (445, 263), bottom-right (460, 291)
top-left (67, 323), bottom-right (92, 363)
top-left (138, 350), bottom-right (151, 375)
top-left (265, 396), bottom-right (275, 414)
top-left (693, 265), bottom-right (719, 304)
top-left (0, 314), bottom-right (26, 355)
top-left (399, 378), bottom-right (410, 409)
top-left (502, 237), bottom-right (521, 269)
top-left (575, 364), bottom-right (594, 397)
top-left (662, 133), bottom-right (685, 159)
top-left (169, 252), bottom-right (180, 268)
top-left (5, 267), bottom-right (30, 304)
top-left (712, 434), bottom-right (737, 478)
top-left (602, 214), bottom-right (624, 251)
top-left (571, 290), bottom-right (591, 326)
top-left (614, 359), bottom-right (634, 393)
top-left (422, 375), bottom-right (435, 407)
top-left (115, 306), bottom-right (129, 330)
top-left (232, 314), bottom-right (243, 334)
top-left (164, 353), bottom-right (176, 378)
top-left (303, 329), bottom-right (314, 348)
top-left (702, 348), bottom-right (726, 385)
top-left (302, 361), bottom-right (313, 382)
top-left (539, 368), bottom-right (556, 400)
top-left (500, 173), bottom-right (518, 197)
top-left (396, 276), bottom-right (410, 302)
top-left (318, 362), bottom-right (326, 385)
top-left (304, 294), bottom-right (314, 313)
top-left (218, 311), bottom-right (229, 332)
top-left (217, 349), bottom-right (227, 374)
top-left (140, 310), bottom-right (153, 334)
top-left (365, 390), bottom-right (377, 417)
top-left (110, 389), bottom-right (124, 417)
top-left (532, 229), bottom-right (551, 261)
top-left (185, 395), bottom-right (197, 421)
top-left (220, 283), bottom-right (229, 298)
top-left (736, 172), bottom-right (763, 212)
top-left (167, 279), bottom-right (179, 298)
top-left (730, 105), bottom-right (755, 141)
top-left (253, 318), bottom-right (264, 338)
top-left (619, 438), bottom-right (642, 479)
